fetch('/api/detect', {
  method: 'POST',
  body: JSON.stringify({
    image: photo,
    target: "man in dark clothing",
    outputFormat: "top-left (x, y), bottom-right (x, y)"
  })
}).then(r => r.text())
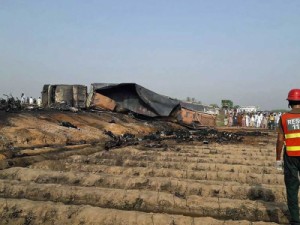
top-left (276, 89), bottom-right (300, 225)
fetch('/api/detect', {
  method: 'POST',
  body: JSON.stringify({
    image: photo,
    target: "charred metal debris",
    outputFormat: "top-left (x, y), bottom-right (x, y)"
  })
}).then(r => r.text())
top-left (103, 129), bottom-right (268, 150)
top-left (0, 95), bottom-right (22, 112)
top-left (2, 83), bottom-right (217, 128)
top-left (59, 121), bottom-right (79, 130)
top-left (39, 83), bottom-right (216, 127)
top-left (104, 130), bottom-right (139, 150)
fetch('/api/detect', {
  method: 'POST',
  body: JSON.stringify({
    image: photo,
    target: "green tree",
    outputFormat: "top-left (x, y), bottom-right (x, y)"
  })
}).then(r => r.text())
top-left (221, 100), bottom-right (233, 109)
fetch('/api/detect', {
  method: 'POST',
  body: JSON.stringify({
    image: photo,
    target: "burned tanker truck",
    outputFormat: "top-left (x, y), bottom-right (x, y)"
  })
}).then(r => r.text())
top-left (41, 83), bottom-right (217, 128)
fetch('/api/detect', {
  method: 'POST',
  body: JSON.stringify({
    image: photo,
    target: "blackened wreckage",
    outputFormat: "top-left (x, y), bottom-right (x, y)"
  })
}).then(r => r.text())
top-left (40, 83), bottom-right (217, 127)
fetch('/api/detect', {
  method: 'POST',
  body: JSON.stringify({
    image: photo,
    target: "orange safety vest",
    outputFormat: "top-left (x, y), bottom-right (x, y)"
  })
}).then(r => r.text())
top-left (281, 113), bottom-right (300, 156)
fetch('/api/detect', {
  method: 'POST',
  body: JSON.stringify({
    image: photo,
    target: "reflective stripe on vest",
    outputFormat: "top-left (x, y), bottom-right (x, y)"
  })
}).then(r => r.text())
top-left (286, 146), bottom-right (300, 151)
top-left (285, 133), bottom-right (300, 139)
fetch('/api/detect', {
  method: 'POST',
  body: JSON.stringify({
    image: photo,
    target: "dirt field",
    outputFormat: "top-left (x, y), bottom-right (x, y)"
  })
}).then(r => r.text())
top-left (0, 110), bottom-right (289, 224)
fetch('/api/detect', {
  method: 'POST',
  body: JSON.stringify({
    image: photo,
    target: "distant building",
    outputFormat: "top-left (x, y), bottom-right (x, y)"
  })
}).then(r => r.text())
top-left (204, 105), bottom-right (219, 115)
top-left (237, 106), bottom-right (258, 113)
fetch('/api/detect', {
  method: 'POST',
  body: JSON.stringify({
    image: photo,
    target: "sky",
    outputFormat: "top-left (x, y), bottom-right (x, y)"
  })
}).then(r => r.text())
top-left (0, 0), bottom-right (299, 110)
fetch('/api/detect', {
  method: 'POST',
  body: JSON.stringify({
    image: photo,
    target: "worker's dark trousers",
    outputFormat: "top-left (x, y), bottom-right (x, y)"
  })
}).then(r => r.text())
top-left (284, 151), bottom-right (300, 225)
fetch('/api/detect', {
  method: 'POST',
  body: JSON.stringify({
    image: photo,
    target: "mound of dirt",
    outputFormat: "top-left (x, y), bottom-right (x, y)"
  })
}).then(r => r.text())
top-left (0, 110), bottom-right (181, 152)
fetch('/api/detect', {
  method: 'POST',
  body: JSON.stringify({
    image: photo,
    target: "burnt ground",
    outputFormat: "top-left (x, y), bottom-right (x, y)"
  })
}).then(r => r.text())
top-left (0, 110), bottom-right (288, 225)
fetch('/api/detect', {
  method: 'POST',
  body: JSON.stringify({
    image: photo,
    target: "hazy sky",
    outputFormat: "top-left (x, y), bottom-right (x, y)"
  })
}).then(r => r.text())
top-left (1, 1), bottom-right (299, 110)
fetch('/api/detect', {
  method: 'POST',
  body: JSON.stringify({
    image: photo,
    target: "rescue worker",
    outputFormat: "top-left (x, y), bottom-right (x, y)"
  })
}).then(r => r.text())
top-left (276, 89), bottom-right (300, 225)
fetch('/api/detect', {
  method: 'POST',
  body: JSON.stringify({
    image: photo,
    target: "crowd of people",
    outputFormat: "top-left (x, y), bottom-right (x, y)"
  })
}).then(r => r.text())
top-left (20, 93), bottom-right (42, 107)
top-left (224, 110), bottom-right (281, 130)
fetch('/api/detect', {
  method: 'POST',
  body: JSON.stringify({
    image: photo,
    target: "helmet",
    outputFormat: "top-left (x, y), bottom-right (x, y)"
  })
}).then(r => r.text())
top-left (287, 89), bottom-right (300, 101)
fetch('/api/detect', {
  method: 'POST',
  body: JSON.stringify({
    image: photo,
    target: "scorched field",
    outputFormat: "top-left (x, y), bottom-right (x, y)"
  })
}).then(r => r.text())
top-left (0, 111), bottom-right (290, 224)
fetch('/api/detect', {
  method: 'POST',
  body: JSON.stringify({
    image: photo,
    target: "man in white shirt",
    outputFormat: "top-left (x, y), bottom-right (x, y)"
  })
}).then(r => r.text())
top-left (37, 97), bottom-right (42, 107)
top-left (29, 97), bottom-right (34, 105)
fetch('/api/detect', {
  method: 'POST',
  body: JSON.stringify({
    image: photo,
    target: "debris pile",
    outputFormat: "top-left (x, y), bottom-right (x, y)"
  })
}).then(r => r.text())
top-left (103, 128), bottom-right (268, 150)
top-left (104, 130), bottom-right (139, 150)
top-left (235, 131), bottom-right (268, 136)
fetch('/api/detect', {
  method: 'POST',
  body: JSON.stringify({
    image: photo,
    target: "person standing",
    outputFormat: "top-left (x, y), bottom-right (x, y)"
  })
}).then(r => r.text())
top-left (21, 93), bottom-right (26, 105)
top-left (262, 113), bottom-right (268, 129)
top-left (269, 113), bottom-right (275, 130)
top-left (29, 97), bottom-right (34, 105)
top-left (276, 89), bottom-right (300, 225)
top-left (228, 113), bottom-right (233, 127)
top-left (257, 113), bottom-right (263, 128)
top-left (245, 113), bottom-right (250, 127)
top-left (233, 113), bottom-right (238, 126)
top-left (250, 114), bottom-right (255, 127)
top-left (254, 113), bottom-right (258, 128)
top-left (242, 113), bottom-right (246, 127)
top-left (237, 113), bottom-right (243, 127)
top-left (37, 97), bottom-right (42, 107)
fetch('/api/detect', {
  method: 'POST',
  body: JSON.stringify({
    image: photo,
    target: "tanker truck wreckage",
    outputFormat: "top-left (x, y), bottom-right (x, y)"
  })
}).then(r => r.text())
top-left (41, 83), bottom-right (216, 128)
